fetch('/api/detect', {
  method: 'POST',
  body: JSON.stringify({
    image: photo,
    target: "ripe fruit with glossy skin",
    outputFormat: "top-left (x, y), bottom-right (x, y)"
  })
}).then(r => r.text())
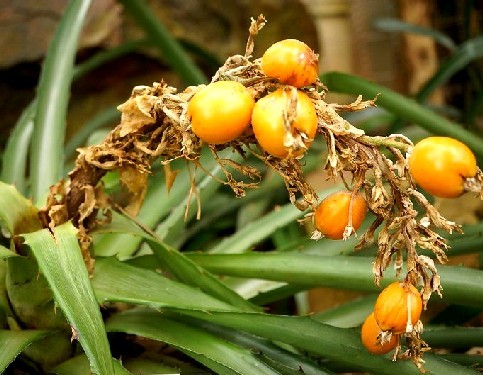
top-left (408, 136), bottom-right (477, 198)
top-left (251, 88), bottom-right (317, 158)
top-left (261, 39), bottom-right (319, 87)
top-left (361, 312), bottom-right (398, 355)
top-left (313, 191), bottom-right (367, 240)
top-left (374, 281), bottom-right (423, 334)
top-left (187, 81), bottom-right (255, 144)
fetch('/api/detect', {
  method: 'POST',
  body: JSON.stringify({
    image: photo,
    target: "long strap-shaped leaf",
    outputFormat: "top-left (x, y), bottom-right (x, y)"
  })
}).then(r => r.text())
top-left (22, 222), bottom-right (116, 375)
top-left (0, 330), bottom-right (49, 373)
top-left (176, 310), bottom-right (479, 375)
top-left (187, 252), bottom-right (483, 308)
top-left (321, 71), bottom-right (483, 158)
top-left (118, 0), bottom-right (206, 86)
top-left (53, 354), bottom-right (129, 375)
top-left (106, 309), bottom-right (281, 375)
top-left (0, 101), bottom-right (36, 195)
top-left (93, 257), bottom-right (242, 312)
top-left (90, 257), bottom-right (477, 374)
top-left (30, 0), bottom-right (91, 205)
top-left (96, 210), bottom-right (260, 311)
top-left (0, 181), bottom-right (42, 235)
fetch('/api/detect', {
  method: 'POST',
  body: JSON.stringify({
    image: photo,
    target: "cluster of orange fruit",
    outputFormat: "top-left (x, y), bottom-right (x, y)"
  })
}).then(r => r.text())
top-left (187, 36), bottom-right (481, 362)
top-left (313, 135), bottom-right (478, 240)
top-left (187, 38), bottom-right (319, 158)
top-left (187, 38), bottom-right (479, 241)
top-left (362, 281), bottom-right (423, 355)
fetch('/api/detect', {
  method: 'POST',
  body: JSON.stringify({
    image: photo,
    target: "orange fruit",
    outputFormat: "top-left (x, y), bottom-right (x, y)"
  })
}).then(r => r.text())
top-left (374, 281), bottom-right (423, 334)
top-left (408, 137), bottom-right (477, 198)
top-left (314, 191), bottom-right (367, 240)
top-left (251, 88), bottom-right (317, 158)
top-left (188, 81), bottom-right (255, 144)
top-left (261, 39), bottom-right (319, 87)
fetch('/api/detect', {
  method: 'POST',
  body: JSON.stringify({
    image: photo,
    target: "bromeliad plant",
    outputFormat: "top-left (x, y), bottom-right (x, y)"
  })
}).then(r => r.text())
top-left (37, 14), bottom-right (483, 371)
top-left (2, 2), bottom-right (483, 374)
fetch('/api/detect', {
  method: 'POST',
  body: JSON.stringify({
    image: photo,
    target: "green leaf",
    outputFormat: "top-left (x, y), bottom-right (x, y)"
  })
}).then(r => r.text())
top-left (0, 181), bottom-right (42, 235)
top-left (119, 0), bottom-right (206, 86)
top-left (21, 222), bottom-right (114, 375)
top-left (188, 253), bottom-right (483, 308)
top-left (208, 185), bottom-right (340, 254)
top-left (374, 18), bottom-right (456, 50)
top-left (180, 316), bottom-right (335, 375)
top-left (30, 0), bottom-right (91, 205)
top-left (0, 101), bottom-right (36, 195)
top-left (96, 196), bottom-right (260, 311)
top-left (0, 329), bottom-right (50, 373)
top-left (106, 309), bottom-right (281, 375)
top-left (438, 354), bottom-right (483, 368)
top-left (312, 294), bottom-right (378, 328)
top-left (6, 256), bottom-right (68, 330)
top-left (208, 200), bottom-right (305, 254)
top-left (92, 257), bottom-right (243, 312)
top-left (321, 72), bottom-right (483, 159)
top-left (178, 310), bottom-right (479, 375)
top-left (0, 245), bottom-right (16, 259)
top-left (122, 358), bottom-right (182, 375)
top-left (417, 36), bottom-right (483, 103)
top-left (423, 327), bottom-right (483, 349)
top-left (52, 355), bottom-right (129, 375)
top-left (147, 239), bottom-right (260, 312)
top-left (93, 149), bottom-right (222, 258)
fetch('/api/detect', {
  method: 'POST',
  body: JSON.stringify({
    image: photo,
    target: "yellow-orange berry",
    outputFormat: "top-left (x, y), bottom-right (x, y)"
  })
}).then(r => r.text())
top-left (374, 281), bottom-right (423, 334)
top-left (251, 88), bottom-right (317, 158)
top-left (314, 191), bottom-right (367, 240)
top-left (408, 136), bottom-right (477, 198)
top-left (261, 39), bottom-right (319, 87)
top-left (361, 312), bottom-right (398, 355)
top-left (187, 81), bottom-right (255, 144)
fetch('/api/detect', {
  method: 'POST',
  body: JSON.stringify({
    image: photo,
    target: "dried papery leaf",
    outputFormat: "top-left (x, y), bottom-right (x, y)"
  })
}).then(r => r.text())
top-left (310, 229), bottom-right (323, 241)
top-left (414, 227), bottom-right (448, 264)
top-left (394, 248), bottom-right (403, 277)
top-left (316, 98), bottom-right (367, 136)
top-left (355, 215), bottom-right (383, 250)
top-left (247, 145), bottom-right (318, 210)
top-left (324, 129), bottom-right (339, 173)
top-left (389, 147), bottom-right (411, 180)
top-left (77, 185), bottom-right (97, 225)
top-left (245, 14), bottom-right (267, 58)
top-left (164, 163), bottom-right (180, 193)
top-left (369, 175), bottom-right (393, 218)
top-left (372, 224), bottom-right (396, 285)
top-left (399, 323), bottom-right (430, 373)
top-left (184, 162), bottom-right (201, 221)
top-left (408, 188), bottom-right (461, 234)
top-left (330, 94), bottom-right (379, 113)
top-left (119, 167), bottom-right (148, 216)
top-left (47, 204), bottom-right (69, 232)
top-left (463, 167), bottom-right (483, 198)
top-left (116, 91), bottom-right (157, 137)
top-left (417, 255), bottom-right (443, 303)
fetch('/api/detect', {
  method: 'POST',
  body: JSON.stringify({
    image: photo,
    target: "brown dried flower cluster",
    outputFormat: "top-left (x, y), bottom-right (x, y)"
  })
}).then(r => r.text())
top-left (39, 15), bottom-right (476, 370)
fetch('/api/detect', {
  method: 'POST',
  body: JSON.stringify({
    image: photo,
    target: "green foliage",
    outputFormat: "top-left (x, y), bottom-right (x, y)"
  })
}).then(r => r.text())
top-left (1, 1), bottom-right (483, 374)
